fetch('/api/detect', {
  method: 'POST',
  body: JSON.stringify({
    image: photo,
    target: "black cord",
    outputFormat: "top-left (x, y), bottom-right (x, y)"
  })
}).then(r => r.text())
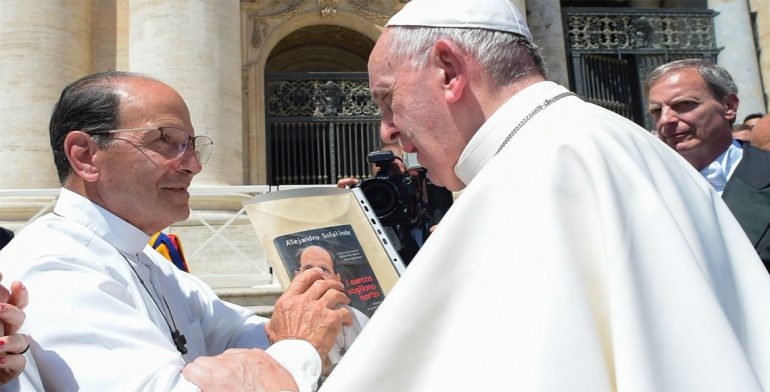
top-left (123, 254), bottom-right (188, 355)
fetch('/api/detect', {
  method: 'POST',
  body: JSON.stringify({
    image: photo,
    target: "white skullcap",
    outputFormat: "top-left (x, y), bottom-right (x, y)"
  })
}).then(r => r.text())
top-left (386, 0), bottom-right (532, 41)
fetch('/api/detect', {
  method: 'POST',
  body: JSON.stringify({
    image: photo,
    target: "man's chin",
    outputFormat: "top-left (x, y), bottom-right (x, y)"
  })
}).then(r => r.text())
top-left (427, 171), bottom-right (465, 192)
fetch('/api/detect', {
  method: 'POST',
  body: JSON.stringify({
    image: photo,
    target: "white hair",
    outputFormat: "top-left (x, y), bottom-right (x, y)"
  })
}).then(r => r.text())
top-left (384, 26), bottom-right (545, 86)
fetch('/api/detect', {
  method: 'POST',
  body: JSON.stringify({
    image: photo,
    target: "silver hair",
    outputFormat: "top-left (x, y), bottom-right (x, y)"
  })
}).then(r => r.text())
top-left (646, 59), bottom-right (738, 101)
top-left (384, 26), bottom-right (545, 86)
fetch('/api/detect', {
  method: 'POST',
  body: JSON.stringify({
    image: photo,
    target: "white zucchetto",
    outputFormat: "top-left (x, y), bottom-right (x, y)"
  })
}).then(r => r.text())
top-left (386, 0), bottom-right (532, 41)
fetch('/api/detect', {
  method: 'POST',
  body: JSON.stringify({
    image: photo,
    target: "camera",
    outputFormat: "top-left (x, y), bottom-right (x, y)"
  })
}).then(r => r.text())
top-left (358, 150), bottom-right (428, 227)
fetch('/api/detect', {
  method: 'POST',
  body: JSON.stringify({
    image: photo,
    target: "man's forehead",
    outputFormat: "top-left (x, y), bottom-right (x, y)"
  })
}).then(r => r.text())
top-left (649, 69), bottom-right (709, 99)
top-left (300, 246), bottom-right (332, 261)
top-left (653, 68), bottom-right (705, 90)
top-left (368, 32), bottom-right (401, 80)
top-left (116, 79), bottom-right (191, 124)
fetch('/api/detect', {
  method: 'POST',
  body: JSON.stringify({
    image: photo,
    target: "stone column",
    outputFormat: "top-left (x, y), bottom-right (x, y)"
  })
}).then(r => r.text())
top-left (749, 0), bottom-right (769, 112)
top-left (526, 0), bottom-right (569, 87)
top-left (0, 0), bottom-right (92, 189)
top-left (708, 0), bottom-right (765, 120)
top-left (129, 0), bottom-right (243, 186)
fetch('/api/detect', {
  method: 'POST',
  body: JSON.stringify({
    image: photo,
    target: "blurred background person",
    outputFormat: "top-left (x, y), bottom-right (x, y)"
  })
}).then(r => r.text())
top-left (743, 112), bottom-right (765, 128)
top-left (337, 143), bottom-right (452, 265)
top-left (733, 123), bottom-right (752, 146)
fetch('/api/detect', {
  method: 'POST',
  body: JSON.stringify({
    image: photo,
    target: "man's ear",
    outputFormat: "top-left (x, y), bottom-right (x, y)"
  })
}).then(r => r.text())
top-left (430, 39), bottom-right (468, 103)
top-left (723, 93), bottom-right (739, 122)
top-left (63, 131), bottom-right (101, 183)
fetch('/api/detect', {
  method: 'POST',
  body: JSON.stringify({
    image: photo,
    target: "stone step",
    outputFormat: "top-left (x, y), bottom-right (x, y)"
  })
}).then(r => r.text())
top-left (215, 284), bottom-right (284, 309)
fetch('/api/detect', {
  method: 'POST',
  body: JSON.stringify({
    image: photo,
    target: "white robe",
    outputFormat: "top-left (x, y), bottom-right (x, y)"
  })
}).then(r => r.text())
top-left (321, 81), bottom-right (770, 391)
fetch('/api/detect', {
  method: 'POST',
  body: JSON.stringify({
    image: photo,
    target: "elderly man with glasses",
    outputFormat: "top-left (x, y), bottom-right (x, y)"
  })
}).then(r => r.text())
top-left (0, 71), bottom-right (350, 391)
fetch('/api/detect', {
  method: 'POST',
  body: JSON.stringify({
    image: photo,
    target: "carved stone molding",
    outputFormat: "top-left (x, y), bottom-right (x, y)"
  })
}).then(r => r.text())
top-left (250, 17), bottom-right (268, 48)
top-left (348, 0), bottom-right (392, 21)
top-left (319, 0), bottom-right (338, 18)
top-left (247, 0), bottom-right (308, 18)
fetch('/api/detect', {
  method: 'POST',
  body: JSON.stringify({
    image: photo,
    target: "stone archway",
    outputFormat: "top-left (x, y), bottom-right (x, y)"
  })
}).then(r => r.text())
top-left (266, 25), bottom-right (375, 72)
top-left (264, 25), bottom-right (380, 185)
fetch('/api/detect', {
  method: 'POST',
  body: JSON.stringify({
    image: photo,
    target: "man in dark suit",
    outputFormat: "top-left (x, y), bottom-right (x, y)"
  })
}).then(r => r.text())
top-left (723, 114), bottom-right (770, 273)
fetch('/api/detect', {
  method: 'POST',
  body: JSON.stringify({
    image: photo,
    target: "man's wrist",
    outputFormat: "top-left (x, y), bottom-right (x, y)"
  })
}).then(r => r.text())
top-left (266, 340), bottom-right (322, 392)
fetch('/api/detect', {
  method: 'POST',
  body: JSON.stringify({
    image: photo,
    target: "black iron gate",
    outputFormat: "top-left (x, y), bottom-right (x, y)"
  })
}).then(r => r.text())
top-left (563, 8), bottom-right (719, 130)
top-left (265, 73), bottom-right (381, 185)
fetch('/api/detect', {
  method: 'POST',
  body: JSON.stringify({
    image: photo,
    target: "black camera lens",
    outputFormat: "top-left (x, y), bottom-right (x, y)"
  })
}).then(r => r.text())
top-left (360, 178), bottom-right (400, 221)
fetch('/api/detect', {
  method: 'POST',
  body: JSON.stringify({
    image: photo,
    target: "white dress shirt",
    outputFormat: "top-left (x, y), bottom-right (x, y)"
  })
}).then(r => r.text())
top-left (0, 188), bottom-right (320, 391)
top-left (700, 139), bottom-right (743, 194)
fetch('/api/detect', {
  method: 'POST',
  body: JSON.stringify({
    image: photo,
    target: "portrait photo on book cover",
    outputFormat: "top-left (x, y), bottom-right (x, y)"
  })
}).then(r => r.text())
top-left (274, 224), bottom-right (385, 318)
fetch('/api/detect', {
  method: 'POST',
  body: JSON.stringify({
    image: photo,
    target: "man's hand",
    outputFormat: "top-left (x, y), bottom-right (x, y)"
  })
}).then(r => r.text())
top-left (0, 276), bottom-right (30, 385)
top-left (182, 348), bottom-right (298, 392)
top-left (266, 268), bottom-right (352, 358)
top-left (336, 177), bottom-right (360, 189)
top-left (749, 114), bottom-right (770, 151)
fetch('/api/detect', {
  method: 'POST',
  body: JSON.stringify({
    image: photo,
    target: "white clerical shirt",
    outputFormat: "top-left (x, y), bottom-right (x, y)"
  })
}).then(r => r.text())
top-left (0, 188), bottom-right (320, 391)
top-left (321, 81), bottom-right (770, 391)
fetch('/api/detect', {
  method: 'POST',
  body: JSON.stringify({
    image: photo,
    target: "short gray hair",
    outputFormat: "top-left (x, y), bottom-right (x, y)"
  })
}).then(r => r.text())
top-left (646, 59), bottom-right (738, 101)
top-left (385, 27), bottom-right (545, 86)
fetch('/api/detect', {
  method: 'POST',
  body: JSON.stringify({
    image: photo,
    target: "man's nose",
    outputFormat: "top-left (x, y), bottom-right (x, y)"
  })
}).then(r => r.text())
top-left (177, 148), bottom-right (203, 175)
top-left (380, 118), bottom-right (399, 144)
top-left (657, 106), bottom-right (679, 128)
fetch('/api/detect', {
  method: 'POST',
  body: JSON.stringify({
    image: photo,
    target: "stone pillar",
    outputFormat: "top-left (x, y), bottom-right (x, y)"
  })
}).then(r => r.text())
top-left (91, 0), bottom-right (129, 72)
top-left (526, 0), bottom-right (569, 88)
top-left (0, 0), bottom-right (92, 189)
top-left (129, 0), bottom-right (243, 186)
top-left (708, 0), bottom-right (765, 120)
top-left (749, 0), bottom-right (769, 112)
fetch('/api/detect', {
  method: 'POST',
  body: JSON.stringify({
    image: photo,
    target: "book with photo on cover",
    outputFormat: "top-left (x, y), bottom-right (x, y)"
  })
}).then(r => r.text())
top-left (243, 187), bottom-right (406, 318)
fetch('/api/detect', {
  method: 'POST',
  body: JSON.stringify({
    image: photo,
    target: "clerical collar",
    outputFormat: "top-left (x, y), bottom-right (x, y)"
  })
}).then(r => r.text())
top-left (455, 81), bottom-right (571, 186)
top-left (54, 188), bottom-right (150, 255)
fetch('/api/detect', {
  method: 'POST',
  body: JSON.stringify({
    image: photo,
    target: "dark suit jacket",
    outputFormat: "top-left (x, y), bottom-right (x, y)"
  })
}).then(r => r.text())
top-left (723, 144), bottom-right (770, 273)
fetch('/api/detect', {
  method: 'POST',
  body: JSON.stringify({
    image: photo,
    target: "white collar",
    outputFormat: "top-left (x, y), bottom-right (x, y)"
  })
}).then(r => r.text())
top-left (54, 188), bottom-right (151, 256)
top-left (699, 139), bottom-right (743, 193)
top-left (454, 81), bottom-right (570, 186)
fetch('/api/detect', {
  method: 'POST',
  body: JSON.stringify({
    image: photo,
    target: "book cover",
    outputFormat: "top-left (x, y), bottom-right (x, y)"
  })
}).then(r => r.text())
top-left (243, 187), bottom-right (405, 319)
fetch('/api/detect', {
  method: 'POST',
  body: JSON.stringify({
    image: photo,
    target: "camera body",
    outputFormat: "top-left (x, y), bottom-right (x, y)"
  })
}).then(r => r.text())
top-left (358, 150), bottom-right (428, 227)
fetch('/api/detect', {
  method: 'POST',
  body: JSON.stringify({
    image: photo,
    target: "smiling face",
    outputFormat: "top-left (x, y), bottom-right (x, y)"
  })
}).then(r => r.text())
top-left (91, 78), bottom-right (202, 234)
top-left (647, 68), bottom-right (737, 170)
top-left (367, 31), bottom-right (468, 191)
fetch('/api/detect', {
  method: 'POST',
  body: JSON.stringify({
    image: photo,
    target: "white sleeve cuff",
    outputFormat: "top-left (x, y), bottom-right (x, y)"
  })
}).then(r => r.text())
top-left (266, 339), bottom-right (322, 392)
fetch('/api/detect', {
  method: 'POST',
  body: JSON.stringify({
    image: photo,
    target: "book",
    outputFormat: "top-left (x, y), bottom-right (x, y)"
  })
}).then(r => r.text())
top-left (243, 187), bottom-right (406, 318)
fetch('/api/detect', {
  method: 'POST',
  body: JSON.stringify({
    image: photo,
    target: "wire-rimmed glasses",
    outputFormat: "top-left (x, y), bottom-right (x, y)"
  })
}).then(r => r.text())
top-left (87, 127), bottom-right (213, 163)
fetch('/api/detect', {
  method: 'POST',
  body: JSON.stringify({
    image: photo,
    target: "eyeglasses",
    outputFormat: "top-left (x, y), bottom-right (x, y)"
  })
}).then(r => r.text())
top-left (87, 127), bottom-right (213, 164)
top-left (295, 265), bottom-right (335, 277)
